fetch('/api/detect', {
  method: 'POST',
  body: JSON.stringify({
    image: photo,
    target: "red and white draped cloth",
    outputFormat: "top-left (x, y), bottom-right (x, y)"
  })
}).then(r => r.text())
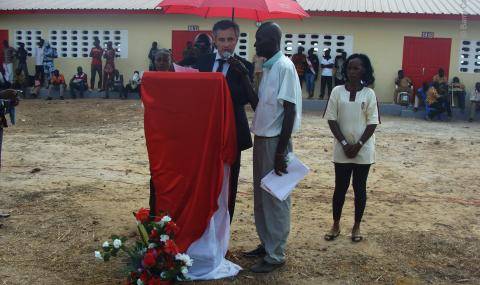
top-left (141, 72), bottom-right (241, 279)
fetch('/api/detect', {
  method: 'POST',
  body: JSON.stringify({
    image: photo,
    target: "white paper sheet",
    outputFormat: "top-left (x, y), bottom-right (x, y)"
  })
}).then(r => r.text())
top-left (261, 154), bottom-right (309, 201)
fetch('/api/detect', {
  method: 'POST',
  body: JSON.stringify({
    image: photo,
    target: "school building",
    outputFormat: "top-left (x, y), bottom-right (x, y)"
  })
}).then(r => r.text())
top-left (1, 0), bottom-right (480, 102)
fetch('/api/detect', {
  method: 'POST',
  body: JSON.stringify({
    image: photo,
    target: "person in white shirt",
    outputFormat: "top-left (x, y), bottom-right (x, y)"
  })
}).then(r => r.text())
top-left (34, 39), bottom-right (45, 87)
top-left (323, 53), bottom-right (379, 243)
top-left (244, 22), bottom-right (302, 273)
top-left (320, 48), bottom-right (335, 99)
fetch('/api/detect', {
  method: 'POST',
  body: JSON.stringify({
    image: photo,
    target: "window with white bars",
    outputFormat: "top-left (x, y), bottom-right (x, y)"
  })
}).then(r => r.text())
top-left (13, 30), bottom-right (43, 56)
top-left (459, 40), bottom-right (480, 73)
top-left (282, 33), bottom-right (354, 58)
top-left (234, 32), bottom-right (249, 60)
top-left (49, 29), bottom-right (128, 59)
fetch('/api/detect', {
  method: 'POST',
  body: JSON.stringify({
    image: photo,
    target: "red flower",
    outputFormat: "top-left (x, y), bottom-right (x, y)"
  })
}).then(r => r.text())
top-left (135, 208), bottom-right (150, 223)
top-left (165, 222), bottom-right (179, 235)
top-left (140, 271), bottom-right (149, 282)
top-left (150, 228), bottom-right (159, 240)
top-left (143, 251), bottom-right (157, 268)
top-left (148, 277), bottom-right (164, 285)
top-left (164, 240), bottom-right (179, 255)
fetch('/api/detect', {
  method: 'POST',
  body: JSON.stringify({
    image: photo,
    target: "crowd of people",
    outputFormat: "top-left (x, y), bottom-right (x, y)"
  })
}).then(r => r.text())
top-left (0, 38), bottom-right (140, 100)
top-left (394, 68), bottom-right (479, 122)
top-left (1, 28), bottom-right (478, 122)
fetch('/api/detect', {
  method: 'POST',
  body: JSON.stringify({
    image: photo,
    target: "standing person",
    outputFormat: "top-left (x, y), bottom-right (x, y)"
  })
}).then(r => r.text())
top-left (196, 20), bottom-right (256, 224)
top-left (2, 41), bottom-right (16, 84)
top-left (291, 46), bottom-right (307, 88)
top-left (323, 53), bottom-right (379, 243)
top-left (148, 41), bottom-right (159, 71)
top-left (69, 66), bottom-right (88, 99)
top-left (182, 41), bottom-right (195, 62)
top-left (469, 82), bottom-right (480, 122)
top-left (181, 34), bottom-right (213, 67)
top-left (334, 51), bottom-right (347, 87)
top-left (34, 39), bottom-right (45, 86)
top-left (16, 42), bottom-right (29, 77)
top-left (43, 41), bottom-right (57, 87)
top-left (305, 48), bottom-right (319, 99)
top-left (252, 53), bottom-right (265, 93)
top-left (320, 48), bottom-right (335, 100)
top-left (102, 41), bottom-right (116, 92)
top-left (89, 38), bottom-right (103, 90)
top-left (1, 89), bottom-right (19, 170)
top-left (245, 22), bottom-right (302, 273)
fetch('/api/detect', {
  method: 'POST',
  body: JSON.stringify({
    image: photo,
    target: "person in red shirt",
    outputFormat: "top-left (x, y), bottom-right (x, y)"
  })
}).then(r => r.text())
top-left (46, 69), bottom-right (66, 100)
top-left (89, 38), bottom-right (103, 90)
top-left (102, 41), bottom-right (116, 92)
top-left (70, 66), bottom-right (88, 99)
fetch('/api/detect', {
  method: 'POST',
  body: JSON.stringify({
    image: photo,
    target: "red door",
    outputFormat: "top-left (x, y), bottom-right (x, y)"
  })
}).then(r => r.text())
top-left (0, 30), bottom-right (8, 71)
top-left (402, 37), bottom-right (452, 90)
top-left (171, 30), bottom-right (213, 63)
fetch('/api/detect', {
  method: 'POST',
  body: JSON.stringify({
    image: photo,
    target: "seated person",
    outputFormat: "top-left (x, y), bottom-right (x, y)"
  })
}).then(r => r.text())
top-left (394, 69), bottom-right (413, 104)
top-left (125, 71), bottom-right (141, 98)
top-left (46, 69), bottom-right (66, 100)
top-left (469, 82), bottom-right (480, 122)
top-left (432, 68), bottom-right (448, 84)
top-left (426, 82), bottom-right (452, 120)
top-left (105, 69), bottom-right (124, 99)
top-left (450, 77), bottom-right (466, 112)
top-left (69, 66), bottom-right (88, 99)
top-left (30, 72), bottom-right (42, 98)
top-left (414, 81), bottom-right (430, 111)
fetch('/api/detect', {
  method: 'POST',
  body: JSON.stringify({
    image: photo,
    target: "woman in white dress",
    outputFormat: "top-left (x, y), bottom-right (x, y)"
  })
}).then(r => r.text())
top-left (323, 54), bottom-right (379, 242)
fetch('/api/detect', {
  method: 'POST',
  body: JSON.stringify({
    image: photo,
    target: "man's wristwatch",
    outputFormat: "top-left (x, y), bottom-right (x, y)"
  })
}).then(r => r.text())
top-left (341, 140), bottom-right (348, 146)
top-left (358, 140), bottom-right (364, 146)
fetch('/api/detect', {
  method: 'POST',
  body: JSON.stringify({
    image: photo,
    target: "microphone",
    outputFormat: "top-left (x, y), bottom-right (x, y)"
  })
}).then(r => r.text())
top-left (221, 51), bottom-right (233, 59)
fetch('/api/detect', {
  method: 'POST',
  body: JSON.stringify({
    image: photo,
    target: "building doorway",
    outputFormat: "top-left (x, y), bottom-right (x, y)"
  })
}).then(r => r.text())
top-left (171, 30), bottom-right (212, 63)
top-left (402, 36), bottom-right (452, 91)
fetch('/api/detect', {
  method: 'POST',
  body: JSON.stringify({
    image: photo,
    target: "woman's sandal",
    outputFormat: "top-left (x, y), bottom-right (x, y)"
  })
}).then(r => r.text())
top-left (324, 230), bottom-right (340, 241)
top-left (351, 231), bottom-right (363, 243)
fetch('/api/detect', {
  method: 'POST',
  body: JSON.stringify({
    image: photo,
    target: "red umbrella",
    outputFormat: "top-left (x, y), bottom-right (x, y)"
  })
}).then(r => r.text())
top-left (157, 0), bottom-right (309, 21)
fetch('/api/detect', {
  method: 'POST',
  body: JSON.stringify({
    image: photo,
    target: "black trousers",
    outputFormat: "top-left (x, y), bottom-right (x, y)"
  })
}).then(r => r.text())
top-left (320, 76), bottom-right (333, 99)
top-left (90, 64), bottom-right (103, 89)
top-left (229, 151), bottom-right (241, 223)
top-left (333, 163), bottom-right (371, 224)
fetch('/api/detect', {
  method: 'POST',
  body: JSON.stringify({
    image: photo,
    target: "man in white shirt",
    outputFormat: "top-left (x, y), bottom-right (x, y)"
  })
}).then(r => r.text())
top-left (320, 48), bottom-right (335, 99)
top-left (244, 22), bottom-right (302, 273)
top-left (34, 39), bottom-right (45, 86)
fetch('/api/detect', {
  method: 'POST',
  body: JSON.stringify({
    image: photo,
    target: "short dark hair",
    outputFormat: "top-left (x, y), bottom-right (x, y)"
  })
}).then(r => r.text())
top-left (213, 20), bottom-right (239, 37)
top-left (342, 53), bottom-right (375, 87)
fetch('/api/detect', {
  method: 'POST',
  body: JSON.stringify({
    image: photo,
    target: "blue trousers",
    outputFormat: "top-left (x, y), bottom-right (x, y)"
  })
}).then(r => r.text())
top-left (305, 72), bottom-right (316, 94)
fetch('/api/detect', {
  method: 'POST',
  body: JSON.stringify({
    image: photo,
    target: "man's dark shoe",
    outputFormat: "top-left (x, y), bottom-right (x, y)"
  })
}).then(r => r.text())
top-left (243, 245), bottom-right (266, 258)
top-left (250, 259), bottom-right (285, 273)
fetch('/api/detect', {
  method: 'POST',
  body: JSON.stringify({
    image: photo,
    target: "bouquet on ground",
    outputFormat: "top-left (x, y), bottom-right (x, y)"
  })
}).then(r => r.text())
top-left (94, 208), bottom-right (193, 284)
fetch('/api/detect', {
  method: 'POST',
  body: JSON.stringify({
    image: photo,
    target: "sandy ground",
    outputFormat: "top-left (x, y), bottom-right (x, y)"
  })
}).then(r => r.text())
top-left (0, 99), bottom-right (479, 285)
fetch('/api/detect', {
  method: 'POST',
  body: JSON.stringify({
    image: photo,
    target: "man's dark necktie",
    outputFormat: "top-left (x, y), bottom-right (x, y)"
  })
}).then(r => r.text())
top-left (216, 59), bottom-right (226, 73)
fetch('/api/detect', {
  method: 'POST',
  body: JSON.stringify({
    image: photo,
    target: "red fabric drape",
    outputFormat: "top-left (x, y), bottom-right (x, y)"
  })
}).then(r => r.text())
top-left (141, 72), bottom-right (237, 252)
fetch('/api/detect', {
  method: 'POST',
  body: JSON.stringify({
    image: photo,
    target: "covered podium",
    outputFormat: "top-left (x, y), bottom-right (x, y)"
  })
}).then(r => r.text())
top-left (141, 72), bottom-right (241, 280)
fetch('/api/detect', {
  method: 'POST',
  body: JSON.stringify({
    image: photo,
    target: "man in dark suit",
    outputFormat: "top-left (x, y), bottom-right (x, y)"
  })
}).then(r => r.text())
top-left (195, 20), bottom-right (258, 223)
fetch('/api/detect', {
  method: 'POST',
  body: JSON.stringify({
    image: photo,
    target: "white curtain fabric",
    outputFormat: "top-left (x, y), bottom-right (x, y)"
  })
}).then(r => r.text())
top-left (185, 164), bottom-right (242, 280)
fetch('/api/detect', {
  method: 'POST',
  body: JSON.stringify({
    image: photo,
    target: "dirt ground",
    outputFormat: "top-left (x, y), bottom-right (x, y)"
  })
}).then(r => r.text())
top-left (0, 99), bottom-right (479, 285)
